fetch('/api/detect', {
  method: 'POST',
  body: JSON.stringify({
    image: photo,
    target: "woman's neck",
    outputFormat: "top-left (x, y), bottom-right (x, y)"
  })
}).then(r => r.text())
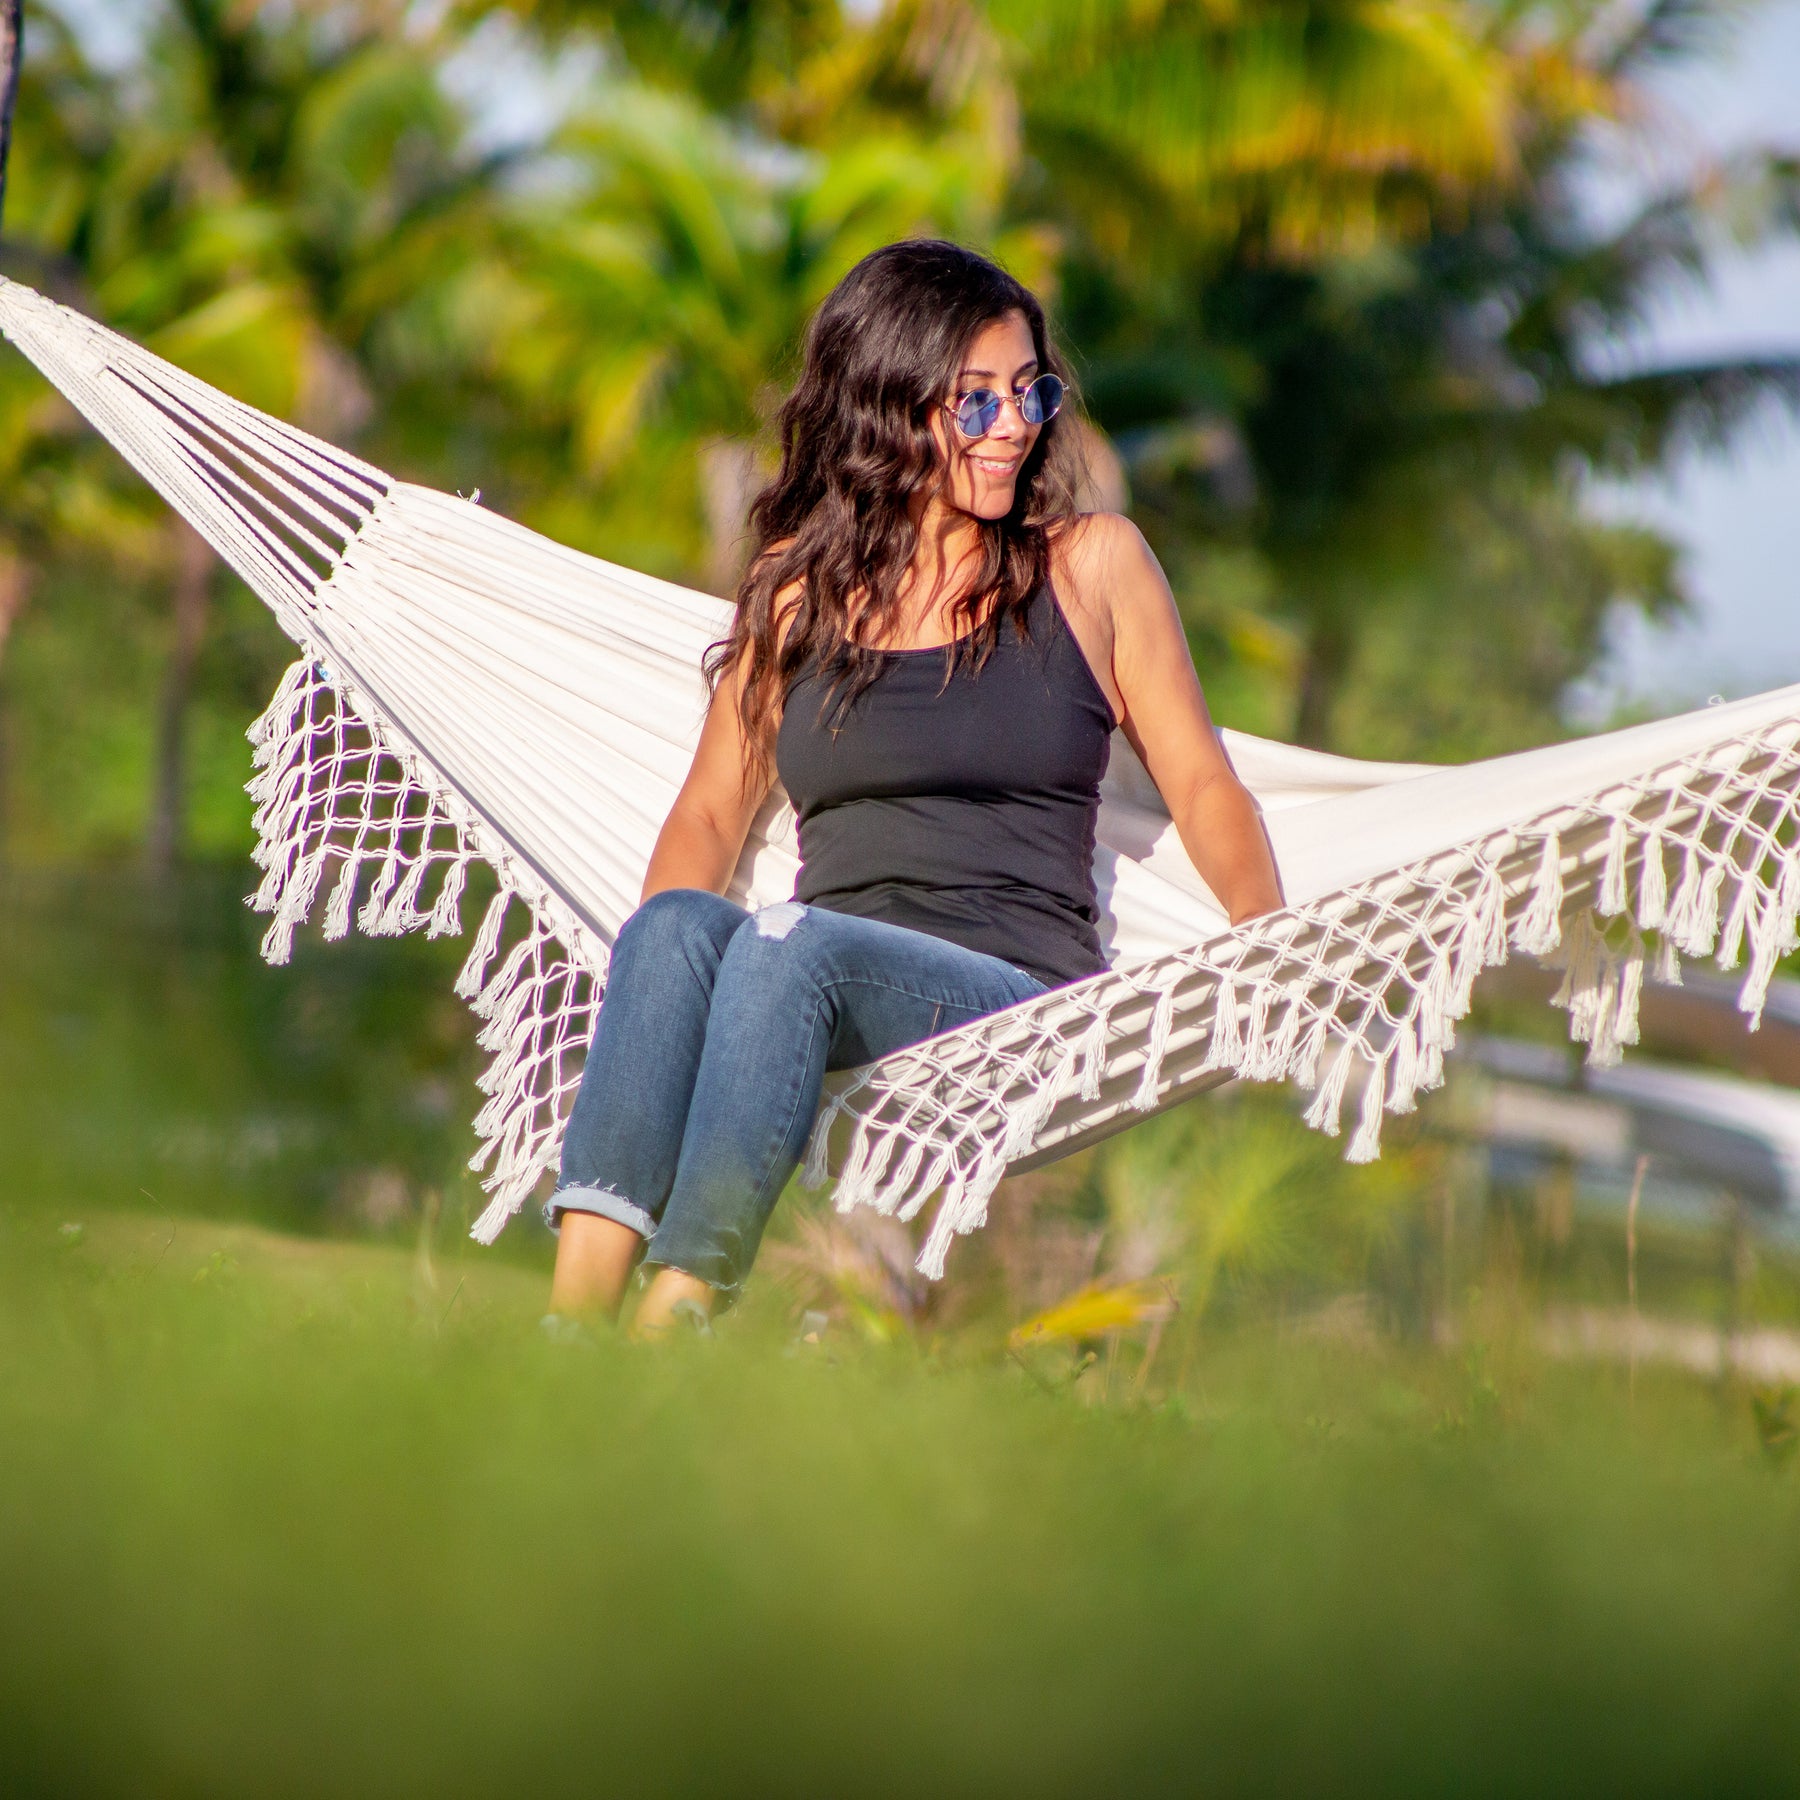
top-left (907, 495), bottom-right (982, 610)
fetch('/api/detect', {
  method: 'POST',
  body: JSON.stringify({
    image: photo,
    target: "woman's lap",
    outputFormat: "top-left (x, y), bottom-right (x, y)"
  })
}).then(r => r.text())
top-left (548, 889), bottom-right (1045, 1293)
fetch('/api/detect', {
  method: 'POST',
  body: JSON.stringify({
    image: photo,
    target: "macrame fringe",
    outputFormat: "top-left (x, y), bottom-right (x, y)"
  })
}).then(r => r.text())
top-left (820, 731), bottom-right (1800, 1279)
top-left (243, 659), bottom-right (606, 1243)
top-left (244, 655), bottom-right (1800, 1280)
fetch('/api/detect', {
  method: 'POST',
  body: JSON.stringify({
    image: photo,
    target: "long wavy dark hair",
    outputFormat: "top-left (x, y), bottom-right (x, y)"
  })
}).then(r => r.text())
top-left (706, 239), bottom-right (1087, 765)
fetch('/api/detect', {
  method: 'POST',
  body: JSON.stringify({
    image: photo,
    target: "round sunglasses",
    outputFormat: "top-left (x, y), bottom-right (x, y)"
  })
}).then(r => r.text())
top-left (944, 372), bottom-right (1065, 440)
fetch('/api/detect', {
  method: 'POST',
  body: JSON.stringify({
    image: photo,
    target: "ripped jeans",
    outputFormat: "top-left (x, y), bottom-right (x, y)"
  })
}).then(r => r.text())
top-left (547, 889), bottom-right (1045, 1298)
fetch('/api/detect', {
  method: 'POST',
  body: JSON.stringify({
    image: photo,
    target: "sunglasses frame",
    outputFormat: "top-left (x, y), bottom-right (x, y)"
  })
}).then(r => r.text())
top-left (944, 373), bottom-right (1065, 441)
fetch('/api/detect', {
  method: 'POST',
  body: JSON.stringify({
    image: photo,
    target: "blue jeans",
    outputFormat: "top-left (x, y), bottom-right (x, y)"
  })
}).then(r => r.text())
top-left (548, 889), bottom-right (1045, 1298)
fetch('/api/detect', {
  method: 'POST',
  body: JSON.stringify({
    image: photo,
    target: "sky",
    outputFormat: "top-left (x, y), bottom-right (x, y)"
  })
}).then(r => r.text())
top-left (1587, 1), bottom-right (1800, 712)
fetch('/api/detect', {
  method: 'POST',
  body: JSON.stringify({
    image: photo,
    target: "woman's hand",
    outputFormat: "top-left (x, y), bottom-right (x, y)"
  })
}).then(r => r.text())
top-left (1059, 515), bottom-right (1284, 927)
top-left (641, 652), bottom-right (773, 902)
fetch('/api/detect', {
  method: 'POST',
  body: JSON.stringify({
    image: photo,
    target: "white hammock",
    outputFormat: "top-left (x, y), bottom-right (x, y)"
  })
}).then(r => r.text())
top-left (7, 274), bottom-right (1800, 1277)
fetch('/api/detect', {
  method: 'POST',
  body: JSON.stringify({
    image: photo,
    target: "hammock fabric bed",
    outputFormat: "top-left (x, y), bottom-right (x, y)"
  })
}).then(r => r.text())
top-left (6, 274), bottom-right (1800, 1278)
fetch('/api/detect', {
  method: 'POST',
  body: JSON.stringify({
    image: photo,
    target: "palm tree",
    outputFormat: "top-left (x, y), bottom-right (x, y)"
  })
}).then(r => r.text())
top-left (1060, 0), bottom-right (1800, 753)
top-left (474, 52), bottom-right (1023, 577)
top-left (464, 0), bottom-right (1521, 582)
top-left (0, 0), bottom-right (21, 227)
top-left (0, 0), bottom-right (502, 866)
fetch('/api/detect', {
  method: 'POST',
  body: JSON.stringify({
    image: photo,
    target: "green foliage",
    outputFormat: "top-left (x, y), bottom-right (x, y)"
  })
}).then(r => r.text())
top-left (4, 0), bottom-right (1797, 865)
top-left (1094, 1088), bottom-right (1433, 1320)
top-left (1059, 5), bottom-right (1800, 752)
top-left (1320, 460), bottom-right (1685, 761)
top-left (0, 867), bottom-right (487, 1233)
top-left (2, 558), bottom-right (289, 858)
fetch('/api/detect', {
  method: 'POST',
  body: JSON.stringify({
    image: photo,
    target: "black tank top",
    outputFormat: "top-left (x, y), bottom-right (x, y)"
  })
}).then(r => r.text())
top-left (775, 586), bottom-right (1114, 988)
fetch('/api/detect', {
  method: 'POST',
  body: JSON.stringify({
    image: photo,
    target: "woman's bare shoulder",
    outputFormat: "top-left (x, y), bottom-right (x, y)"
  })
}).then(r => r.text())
top-left (1050, 512), bottom-right (1158, 615)
top-left (1052, 509), bottom-right (1149, 563)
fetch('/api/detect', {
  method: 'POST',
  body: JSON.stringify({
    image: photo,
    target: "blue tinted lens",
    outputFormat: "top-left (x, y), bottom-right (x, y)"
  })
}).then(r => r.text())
top-left (954, 389), bottom-right (1003, 436)
top-left (1021, 373), bottom-right (1065, 426)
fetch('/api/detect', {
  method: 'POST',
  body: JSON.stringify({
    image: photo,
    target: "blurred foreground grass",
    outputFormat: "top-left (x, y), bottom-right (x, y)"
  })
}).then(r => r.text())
top-left (6, 1203), bottom-right (1800, 1798)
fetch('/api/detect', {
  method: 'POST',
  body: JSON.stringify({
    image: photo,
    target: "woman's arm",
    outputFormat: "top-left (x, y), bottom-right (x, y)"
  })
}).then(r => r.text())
top-left (1064, 515), bottom-right (1283, 926)
top-left (641, 653), bottom-right (773, 902)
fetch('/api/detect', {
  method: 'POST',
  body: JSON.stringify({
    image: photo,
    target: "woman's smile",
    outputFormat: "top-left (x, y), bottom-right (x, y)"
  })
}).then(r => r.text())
top-left (970, 452), bottom-right (1020, 481)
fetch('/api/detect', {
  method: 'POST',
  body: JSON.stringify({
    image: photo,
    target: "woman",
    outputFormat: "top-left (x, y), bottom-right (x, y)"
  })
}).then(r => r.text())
top-left (548, 240), bottom-right (1283, 1333)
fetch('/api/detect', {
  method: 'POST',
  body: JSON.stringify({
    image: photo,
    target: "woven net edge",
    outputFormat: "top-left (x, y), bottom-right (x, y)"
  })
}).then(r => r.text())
top-left (811, 715), bottom-right (1800, 1279)
top-left (245, 655), bottom-right (606, 1243)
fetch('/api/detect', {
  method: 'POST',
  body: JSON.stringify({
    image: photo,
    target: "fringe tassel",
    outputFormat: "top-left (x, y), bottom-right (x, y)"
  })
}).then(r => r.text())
top-left (1614, 926), bottom-right (1646, 1055)
top-left (1346, 1053), bottom-right (1388, 1163)
top-left (1293, 1013), bottom-right (1330, 1091)
top-left (1238, 982), bottom-right (1283, 1081)
top-left (1551, 910), bottom-right (1608, 1059)
top-left (1303, 1040), bottom-right (1354, 1136)
top-left (916, 1186), bottom-right (967, 1282)
top-left (1203, 977), bottom-right (1241, 1072)
top-left (1421, 944), bottom-right (1455, 1033)
top-left (882, 1133), bottom-right (931, 1212)
top-left (259, 913), bottom-right (301, 967)
top-left (831, 1123), bottom-right (891, 1218)
top-left (917, 1145), bottom-right (1011, 1280)
top-left (358, 848), bottom-right (402, 935)
top-left (1638, 831), bottom-right (1668, 929)
top-left (1265, 995), bottom-right (1304, 1080)
top-left (1716, 870), bottom-right (1755, 972)
top-left (1667, 846), bottom-right (1725, 956)
top-left (1689, 862), bottom-right (1727, 957)
top-left (1598, 814), bottom-right (1631, 917)
top-left (1131, 987), bottom-right (1178, 1111)
top-left (1076, 1006), bottom-right (1111, 1102)
top-left (1514, 832), bottom-right (1564, 955)
top-left (1740, 854), bottom-right (1800, 1029)
top-left (321, 852), bottom-right (362, 941)
top-left (379, 852), bottom-right (433, 935)
top-left (997, 1079), bottom-right (1062, 1165)
top-left (1653, 931), bottom-right (1683, 986)
top-left (456, 888), bottom-right (512, 998)
top-left (897, 1144), bottom-right (958, 1223)
top-left (427, 854), bottom-right (469, 938)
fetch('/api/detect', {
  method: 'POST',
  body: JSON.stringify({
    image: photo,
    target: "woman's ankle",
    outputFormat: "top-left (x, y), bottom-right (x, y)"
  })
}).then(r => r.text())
top-left (548, 1211), bottom-right (644, 1320)
top-left (630, 1267), bottom-right (717, 1339)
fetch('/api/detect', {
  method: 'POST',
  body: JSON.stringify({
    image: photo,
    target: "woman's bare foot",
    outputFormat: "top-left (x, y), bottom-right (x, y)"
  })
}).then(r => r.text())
top-left (630, 1267), bottom-right (717, 1340)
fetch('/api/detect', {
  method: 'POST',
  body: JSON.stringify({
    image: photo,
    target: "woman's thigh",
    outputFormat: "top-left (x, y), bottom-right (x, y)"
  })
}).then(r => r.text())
top-left (712, 901), bottom-right (1046, 1072)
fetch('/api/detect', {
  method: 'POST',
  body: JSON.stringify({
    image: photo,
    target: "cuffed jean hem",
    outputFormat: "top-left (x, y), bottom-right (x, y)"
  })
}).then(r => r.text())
top-left (544, 1184), bottom-right (658, 1240)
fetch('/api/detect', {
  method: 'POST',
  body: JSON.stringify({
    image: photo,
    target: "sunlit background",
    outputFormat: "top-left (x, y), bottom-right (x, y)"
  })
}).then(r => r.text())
top-left (5, 4), bottom-right (1800, 1792)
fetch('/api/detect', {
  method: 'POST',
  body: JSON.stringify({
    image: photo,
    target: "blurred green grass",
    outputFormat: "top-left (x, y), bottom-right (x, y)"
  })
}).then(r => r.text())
top-left (5, 1204), bottom-right (1800, 1798)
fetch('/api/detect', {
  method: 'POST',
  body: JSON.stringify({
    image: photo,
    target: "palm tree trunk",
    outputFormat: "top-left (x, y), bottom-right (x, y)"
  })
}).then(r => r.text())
top-left (0, 551), bottom-right (28, 861)
top-left (1293, 609), bottom-right (1351, 750)
top-left (699, 437), bottom-right (759, 596)
top-left (146, 522), bottom-right (212, 880)
top-left (0, 0), bottom-right (21, 229)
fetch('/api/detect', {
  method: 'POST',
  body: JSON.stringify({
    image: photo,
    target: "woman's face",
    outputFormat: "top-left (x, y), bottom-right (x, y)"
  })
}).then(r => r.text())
top-left (929, 309), bottom-right (1042, 522)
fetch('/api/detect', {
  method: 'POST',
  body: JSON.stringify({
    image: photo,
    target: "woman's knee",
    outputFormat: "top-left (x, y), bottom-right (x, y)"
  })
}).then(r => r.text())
top-left (711, 901), bottom-right (834, 1006)
top-left (613, 888), bottom-right (747, 975)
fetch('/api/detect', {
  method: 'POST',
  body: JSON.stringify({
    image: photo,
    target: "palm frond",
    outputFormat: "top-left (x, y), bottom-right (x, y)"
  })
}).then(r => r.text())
top-left (1590, 0), bottom-right (1747, 77)
top-left (1570, 356), bottom-right (1800, 466)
